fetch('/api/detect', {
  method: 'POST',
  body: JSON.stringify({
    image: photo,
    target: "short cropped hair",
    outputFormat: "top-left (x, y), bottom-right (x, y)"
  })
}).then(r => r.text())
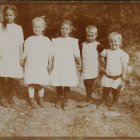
top-left (86, 25), bottom-right (97, 33)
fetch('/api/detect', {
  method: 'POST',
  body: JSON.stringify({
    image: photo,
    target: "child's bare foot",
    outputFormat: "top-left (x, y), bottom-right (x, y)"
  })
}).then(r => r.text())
top-left (38, 98), bottom-right (46, 108)
top-left (30, 98), bottom-right (38, 109)
top-left (55, 101), bottom-right (61, 109)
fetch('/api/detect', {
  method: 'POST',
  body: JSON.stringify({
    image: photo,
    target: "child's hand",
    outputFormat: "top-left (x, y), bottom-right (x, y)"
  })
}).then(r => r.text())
top-left (20, 59), bottom-right (24, 67)
top-left (100, 57), bottom-right (105, 64)
top-left (77, 64), bottom-right (82, 72)
top-left (47, 63), bottom-right (53, 73)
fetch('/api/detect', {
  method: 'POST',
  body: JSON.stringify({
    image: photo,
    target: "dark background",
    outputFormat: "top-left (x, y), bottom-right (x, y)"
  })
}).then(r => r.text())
top-left (0, 1), bottom-right (140, 49)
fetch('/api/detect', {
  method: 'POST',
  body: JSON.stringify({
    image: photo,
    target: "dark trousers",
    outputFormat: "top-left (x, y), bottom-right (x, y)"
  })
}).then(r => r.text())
top-left (84, 79), bottom-right (95, 102)
top-left (0, 77), bottom-right (16, 100)
top-left (56, 86), bottom-right (70, 103)
top-left (102, 87), bottom-right (119, 103)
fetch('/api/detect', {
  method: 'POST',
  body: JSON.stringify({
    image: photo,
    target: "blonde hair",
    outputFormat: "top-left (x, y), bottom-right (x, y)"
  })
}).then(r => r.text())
top-left (86, 25), bottom-right (97, 33)
top-left (32, 16), bottom-right (46, 31)
top-left (61, 20), bottom-right (73, 31)
top-left (109, 32), bottom-right (122, 46)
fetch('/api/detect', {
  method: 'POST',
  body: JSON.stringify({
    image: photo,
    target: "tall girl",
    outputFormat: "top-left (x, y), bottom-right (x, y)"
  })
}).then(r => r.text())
top-left (23, 17), bottom-right (53, 108)
top-left (50, 20), bottom-right (82, 111)
top-left (0, 5), bottom-right (24, 107)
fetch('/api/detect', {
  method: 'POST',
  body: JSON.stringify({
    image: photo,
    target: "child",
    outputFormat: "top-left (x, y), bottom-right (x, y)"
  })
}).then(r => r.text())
top-left (23, 17), bottom-right (53, 108)
top-left (100, 32), bottom-right (129, 110)
top-left (0, 5), bottom-right (24, 107)
top-left (81, 25), bottom-right (104, 105)
top-left (50, 20), bottom-right (82, 111)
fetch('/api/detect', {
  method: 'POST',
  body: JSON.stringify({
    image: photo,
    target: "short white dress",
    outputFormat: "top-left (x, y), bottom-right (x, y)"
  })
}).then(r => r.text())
top-left (50, 37), bottom-right (80, 87)
top-left (82, 41), bottom-right (100, 80)
top-left (101, 48), bottom-right (129, 89)
top-left (23, 35), bottom-right (53, 85)
top-left (0, 23), bottom-right (24, 78)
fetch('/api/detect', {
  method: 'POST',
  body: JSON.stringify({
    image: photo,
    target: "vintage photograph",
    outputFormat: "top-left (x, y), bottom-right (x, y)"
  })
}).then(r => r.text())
top-left (0, 0), bottom-right (140, 138)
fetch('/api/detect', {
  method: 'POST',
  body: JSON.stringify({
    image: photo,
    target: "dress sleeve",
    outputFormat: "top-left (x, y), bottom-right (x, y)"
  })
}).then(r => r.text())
top-left (121, 51), bottom-right (129, 65)
top-left (18, 26), bottom-right (24, 45)
top-left (100, 49), bottom-right (107, 57)
top-left (73, 39), bottom-right (80, 57)
top-left (97, 43), bottom-right (104, 53)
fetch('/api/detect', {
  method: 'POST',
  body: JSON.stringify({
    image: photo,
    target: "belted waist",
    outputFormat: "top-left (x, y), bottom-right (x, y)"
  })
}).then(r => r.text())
top-left (105, 73), bottom-right (122, 80)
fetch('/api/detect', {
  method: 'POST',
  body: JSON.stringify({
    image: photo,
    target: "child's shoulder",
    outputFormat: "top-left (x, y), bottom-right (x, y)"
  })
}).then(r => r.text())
top-left (41, 36), bottom-right (51, 41)
top-left (13, 23), bottom-right (23, 30)
top-left (25, 36), bottom-right (35, 42)
top-left (119, 49), bottom-right (129, 57)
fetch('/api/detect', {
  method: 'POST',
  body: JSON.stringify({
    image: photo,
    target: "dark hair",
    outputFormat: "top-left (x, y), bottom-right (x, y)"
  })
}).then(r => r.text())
top-left (2, 5), bottom-right (17, 30)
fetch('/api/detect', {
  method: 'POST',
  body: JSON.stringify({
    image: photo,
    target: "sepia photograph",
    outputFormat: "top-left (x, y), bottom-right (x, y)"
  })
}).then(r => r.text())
top-left (0, 0), bottom-right (140, 139)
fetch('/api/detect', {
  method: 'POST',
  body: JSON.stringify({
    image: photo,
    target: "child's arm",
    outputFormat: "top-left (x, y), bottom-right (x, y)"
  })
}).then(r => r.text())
top-left (19, 44), bottom-right (24, 67)
top-left (97, 43), bottom-right (104, 54)
top-left (47, 38), bottom-right (54, 73)
top-left (18, 26), bottom-right (24, 67)
top-left (121, 52), bottom-right (129, 84)
top-left (122, 63), bottom-right (128, 81)
top-left (75, 56), bottom-right (82, 72)
top-left (47, 53), bottom-right (54, 73)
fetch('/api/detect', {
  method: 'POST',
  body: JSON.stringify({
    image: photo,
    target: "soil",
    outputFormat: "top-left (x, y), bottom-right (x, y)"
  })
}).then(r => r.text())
top-left (0, 75), bottom-right (139, 137)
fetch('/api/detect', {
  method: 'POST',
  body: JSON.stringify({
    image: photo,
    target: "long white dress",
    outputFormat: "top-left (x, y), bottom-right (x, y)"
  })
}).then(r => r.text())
top-left (0, 23), bottom-right (24, 78)
top-left (101, 48), bottom-right (129, 89)
top-left (23, 35), bottom-right (53, 85)
top-left (50, 37), bottom-right (80, 87)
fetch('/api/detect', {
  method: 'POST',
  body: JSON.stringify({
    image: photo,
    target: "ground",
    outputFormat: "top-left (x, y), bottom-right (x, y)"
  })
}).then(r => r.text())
top-left (0, 73), bottom-right (140, 137)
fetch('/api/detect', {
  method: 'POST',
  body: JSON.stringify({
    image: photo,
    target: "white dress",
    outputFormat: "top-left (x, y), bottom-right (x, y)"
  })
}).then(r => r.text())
top-left (101, 48), bottom-right (129, 89)
top-left (50, 37), bottom-right (80, 87)
top-left (82, 41), bottom-right (100, 79)
top-left (23, 35), bottom-right (53, 85)
top-left (0, 23), bottom-right (24, 78)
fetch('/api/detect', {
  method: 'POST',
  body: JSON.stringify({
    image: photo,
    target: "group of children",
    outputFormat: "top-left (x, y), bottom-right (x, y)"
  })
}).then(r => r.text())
top-left (0, 5), bottom-right (129, 111)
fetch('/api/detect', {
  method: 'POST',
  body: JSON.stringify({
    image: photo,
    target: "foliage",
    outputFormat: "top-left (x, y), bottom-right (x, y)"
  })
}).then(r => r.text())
top-left (0, 2), bottom-right (140, 48)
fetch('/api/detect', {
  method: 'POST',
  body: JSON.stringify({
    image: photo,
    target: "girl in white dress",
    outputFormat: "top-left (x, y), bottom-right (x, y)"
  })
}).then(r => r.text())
top-left (50, 20), bottom-right (82, 111)
top-left (100, 32), bottom-right (129, 110)
top-left (0, 5), bottom-right (24, 107)
top-left (23, 17), bottom-right (53, 108)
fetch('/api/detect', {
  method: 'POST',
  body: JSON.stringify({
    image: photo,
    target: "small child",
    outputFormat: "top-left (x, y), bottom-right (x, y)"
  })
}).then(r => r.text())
top-left (50, 20), bottom-right (81, 111)
top-left (23, 17), bottom-right (53, 108)
top-left (81, 25), bottom-right (104, 105)
top-left (0, 5), bottom-right (24, 107)
top-left (100, 32), bottom-right (129, 110)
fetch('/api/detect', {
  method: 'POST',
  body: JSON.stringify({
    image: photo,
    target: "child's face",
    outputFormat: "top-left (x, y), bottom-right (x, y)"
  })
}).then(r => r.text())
top-left (33, 21), bottom-right (44, 35)
top-left (5, 9), bottom-right (16, 23)
top-left (109, 36), bottom-right (121, 50)
top-left (60, 24), bottom-right (71, 37)
top-left (86, 30), bottom-right (97, 43)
